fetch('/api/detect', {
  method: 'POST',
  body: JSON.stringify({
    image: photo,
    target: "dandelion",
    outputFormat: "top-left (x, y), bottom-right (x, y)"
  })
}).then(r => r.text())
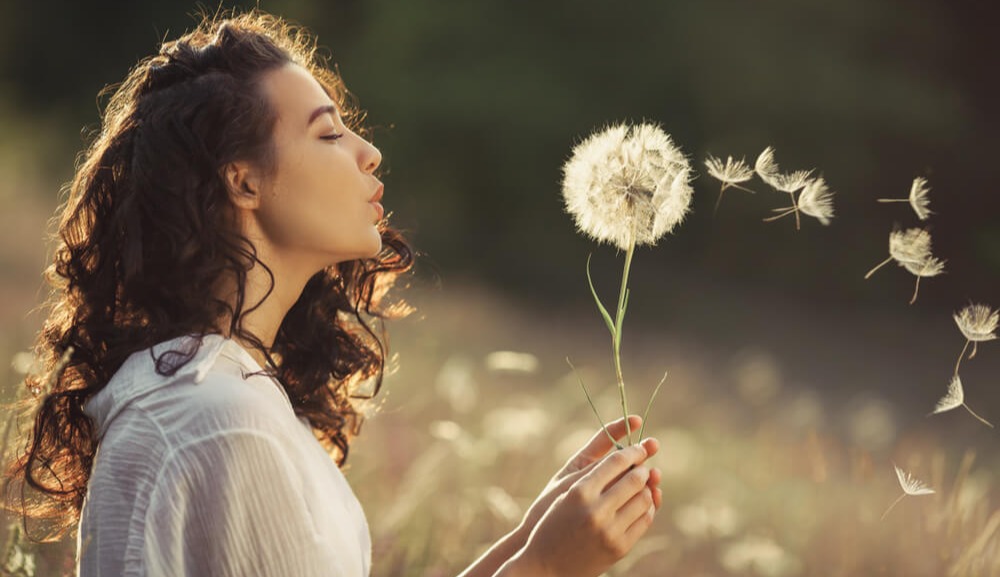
top-left (562, 122), bottom-right (693, 251)
top-left (953, 303), bottom-right (998, 376)
top-left (704, 154), bottom-right (756, 213)
top-left (900, 255), bottom-right (945, 305)
top-left (863, 228), bottom-right (944, 304)
top-left (562, 122), bottom-right (692, 444)
top-left (881, 464), bottom-right (935, 521)
top-left (877, 176), bottom-right (933, 221)
top-left (755, 146), bottom-right (815, 230)
top-left (765, 176), bottom-right (835, 226)
top-left (930, 375), bottom-right (994, 428)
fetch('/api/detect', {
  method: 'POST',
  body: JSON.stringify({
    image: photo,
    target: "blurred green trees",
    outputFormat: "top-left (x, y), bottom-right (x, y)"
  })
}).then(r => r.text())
top-left (1, 0), bottom-right (997, 309)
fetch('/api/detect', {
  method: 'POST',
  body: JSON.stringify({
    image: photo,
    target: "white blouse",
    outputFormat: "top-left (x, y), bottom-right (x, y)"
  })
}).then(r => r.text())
top-left (78, 334), bottom-right (371, 577)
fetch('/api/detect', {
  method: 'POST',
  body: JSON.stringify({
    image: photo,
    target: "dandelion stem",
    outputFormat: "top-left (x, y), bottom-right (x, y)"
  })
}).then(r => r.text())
top-left (714, 186), bottom-right (726, 215)
top-left (910, 276), bottom-right (921, 305)
top-left (762, 208), bottom-right (796, 222)
top-left (864, 257), bottom-right (893, 280)
top-left (962, 403), bottom-right (995, 428)
top-left (613, 234), bottom-right (637, 446)
top-left (789, 191), bottom-right (801, 230)
top-left (969, 341), bottom-right (979, 360)
top-left (880, 492), bottom-right (906, 521)
top-left (955, 340), bottom-right (970, 377)
top-left (876, 198), bottom-right (908, 203)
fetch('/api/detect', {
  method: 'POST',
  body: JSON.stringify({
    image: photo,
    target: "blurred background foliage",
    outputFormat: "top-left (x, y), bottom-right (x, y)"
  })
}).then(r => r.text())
top-left (1, 0), bottom-right (998, 308)
top-left (1, 1), bottom-right (1000, 575)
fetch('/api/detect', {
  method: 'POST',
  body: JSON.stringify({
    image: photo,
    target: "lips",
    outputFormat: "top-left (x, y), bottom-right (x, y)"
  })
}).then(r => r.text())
top-left (369, 183), bottom-right (384, 221)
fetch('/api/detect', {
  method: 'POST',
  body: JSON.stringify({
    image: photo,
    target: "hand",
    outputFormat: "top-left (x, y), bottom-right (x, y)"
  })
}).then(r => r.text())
top-left (515, 442), bottom-right (659, 577)
top-left (518, 416), bottom-right (662, 539)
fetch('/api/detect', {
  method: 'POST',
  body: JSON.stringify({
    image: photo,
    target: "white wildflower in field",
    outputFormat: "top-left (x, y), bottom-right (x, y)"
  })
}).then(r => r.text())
top-left (704, 154), bottom-right (756, 212)
top-left (878, 176), bottom-right (933, 221)
top-left (931, 375), bottom-right (994, 428)
top-left (952, 303), bottom-right (998, 375)
top-left (864, 228), bottom-right (944, 304)
top-left (719, 535), bottom-right (801, 577)
top-left (562, 122), bottom-right (691, 445)
top-left (755, 146), bottom-right (816, 230)
top-left (881, 464), bottom-right (935, 521)
top-left (562, 122), bottom-right (693, 251)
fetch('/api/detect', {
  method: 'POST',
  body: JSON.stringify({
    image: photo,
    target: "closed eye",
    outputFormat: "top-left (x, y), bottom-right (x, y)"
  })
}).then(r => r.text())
top-left (320, 133), bottom-right (343, 141)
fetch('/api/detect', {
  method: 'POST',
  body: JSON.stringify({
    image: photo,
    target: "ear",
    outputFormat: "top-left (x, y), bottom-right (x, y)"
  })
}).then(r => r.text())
top-left (223, 161), bottom-right (264, 210)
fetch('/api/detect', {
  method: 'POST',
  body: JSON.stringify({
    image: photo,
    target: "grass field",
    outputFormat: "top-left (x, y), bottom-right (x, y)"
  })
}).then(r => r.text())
top-left (1, 198), bottom-right (998, 576)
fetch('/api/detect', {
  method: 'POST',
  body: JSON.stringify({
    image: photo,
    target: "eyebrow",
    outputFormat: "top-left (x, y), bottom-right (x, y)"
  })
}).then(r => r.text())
top-left (307, 105), bottom-right (337, 126)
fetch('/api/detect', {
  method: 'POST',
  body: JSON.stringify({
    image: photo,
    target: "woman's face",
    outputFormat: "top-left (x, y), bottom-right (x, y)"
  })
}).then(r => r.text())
top-left (247, 63), bottom-right (384, 270)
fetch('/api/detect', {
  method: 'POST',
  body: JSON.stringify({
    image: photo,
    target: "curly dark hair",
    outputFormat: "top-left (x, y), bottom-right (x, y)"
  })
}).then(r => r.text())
top-left (3, 10), bottom-right (413, 542)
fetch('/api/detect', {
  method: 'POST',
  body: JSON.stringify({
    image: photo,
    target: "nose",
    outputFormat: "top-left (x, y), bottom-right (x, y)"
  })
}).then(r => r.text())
top-left (360, 139), bottom-right (382, 175)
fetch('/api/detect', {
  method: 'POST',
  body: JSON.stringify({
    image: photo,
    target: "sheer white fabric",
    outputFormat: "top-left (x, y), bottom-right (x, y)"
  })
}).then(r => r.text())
top-left (78, 334), bottom-right (371, 577)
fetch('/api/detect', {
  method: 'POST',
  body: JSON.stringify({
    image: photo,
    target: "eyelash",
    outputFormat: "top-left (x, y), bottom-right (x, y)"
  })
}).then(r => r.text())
top-left (320, 133), bottom-right (343, 142)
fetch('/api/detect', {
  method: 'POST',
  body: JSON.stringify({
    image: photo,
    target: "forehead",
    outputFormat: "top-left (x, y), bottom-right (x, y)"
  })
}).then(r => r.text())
top-left (259, 63), bottom-right (337, 125)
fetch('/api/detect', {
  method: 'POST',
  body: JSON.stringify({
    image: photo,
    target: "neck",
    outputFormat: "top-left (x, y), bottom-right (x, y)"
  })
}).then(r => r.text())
top-left (216, 250), bottom-right (318, 366)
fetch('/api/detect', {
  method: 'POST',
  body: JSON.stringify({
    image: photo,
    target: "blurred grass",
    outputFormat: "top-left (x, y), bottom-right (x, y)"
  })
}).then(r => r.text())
top-left (343, 282), bottom-right (999, 577)
top-left (1, 142), bottom-right (998, 577)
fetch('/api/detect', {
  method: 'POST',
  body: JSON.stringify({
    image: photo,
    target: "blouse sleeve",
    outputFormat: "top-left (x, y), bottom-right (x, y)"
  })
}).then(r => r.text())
top-left (143, 430), bottom-right (349, 577)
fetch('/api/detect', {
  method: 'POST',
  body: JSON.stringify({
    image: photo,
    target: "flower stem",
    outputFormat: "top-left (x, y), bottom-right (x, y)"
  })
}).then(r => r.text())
top-left (789, 191), bottom-right (801, 230)
top-left (762, 208), bottom-right (796, 222)
top-left (864, 257), bottom-right (893, 280)
top-left (954, 340), bottom-right (970, 377)
top-left (614, 235), bottom-right (637, 445)
top-left (876, 198), bottom-right (908, 203)
top-left (962, 403), bottom-right (994, 428)
top-left (880, 492), bottom-right (906, 521)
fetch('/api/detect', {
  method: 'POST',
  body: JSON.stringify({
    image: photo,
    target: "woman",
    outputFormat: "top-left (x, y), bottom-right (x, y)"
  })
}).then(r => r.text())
top-left (5, 10), bottom-right (662, 577)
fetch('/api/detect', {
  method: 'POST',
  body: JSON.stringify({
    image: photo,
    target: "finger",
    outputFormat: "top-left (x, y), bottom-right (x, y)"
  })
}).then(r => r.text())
top-left (622, 500), bottom-right (657, 547)
top-left (647, 468), bottom-right (663, 509)
top-left (601, 464), bottom-right (651, 510)
top-left (639, 437), bottom-right (660, 460)
top-left (614, 487), bottom-right (655, 530)
top-left (578, 443), bottom-right (648, 497)
top-left (569, 415), bottom-right (643, 469)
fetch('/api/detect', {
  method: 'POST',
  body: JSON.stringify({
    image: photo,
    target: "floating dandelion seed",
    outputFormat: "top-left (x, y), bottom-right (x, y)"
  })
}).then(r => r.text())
top-left (704, 154), bottom-right (756, 213)
top-left (755, 146), bottom-right (815, 230)
top-left (765, 176), bottom-right (835, 226)
top-left (881, 464), bottom-right (935, 521)
top-left (798, 177), bottom-right (835, 225)
top-left (562, 122), bottom-right (693, 251)
top-left (864, 228), bottom-right (944, 304)
top-left (562, 122), bottom-right (691, 444)
top-left (901, 255), bottom-right (945, 305)
top-left (877, 176), bottom-right (933, 221)
top-left (931, 375), bottom-right (994, 428)
top-left (953, 303), bottom-right (998, 376)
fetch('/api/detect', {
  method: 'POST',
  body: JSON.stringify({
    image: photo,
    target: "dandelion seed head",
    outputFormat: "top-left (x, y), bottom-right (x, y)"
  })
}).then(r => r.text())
top-left (704, 154), bottom-right (754, 185)
top-left (954, 303), bottom-right (998, 342)
top-left (909, 177), bottom-right (933, 221)
top-left (754, 146), bottom-right (813, 192)
top-left (893, 464), bottom-right (935, 496)
top-left (754, 146), bottom-right (780, 187)
top-left (798, 176), bottom-right (835, 225)
top-left (932, 375), bottom-right (964, 414)
top-left (775, 169), bottom-right (814, 193)
top-left (901, 256), bottom-right (945, 278)
top-left (888, 228), bottom-right (934, 265)
top-left (562, 122), bottom-right (693, 251)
